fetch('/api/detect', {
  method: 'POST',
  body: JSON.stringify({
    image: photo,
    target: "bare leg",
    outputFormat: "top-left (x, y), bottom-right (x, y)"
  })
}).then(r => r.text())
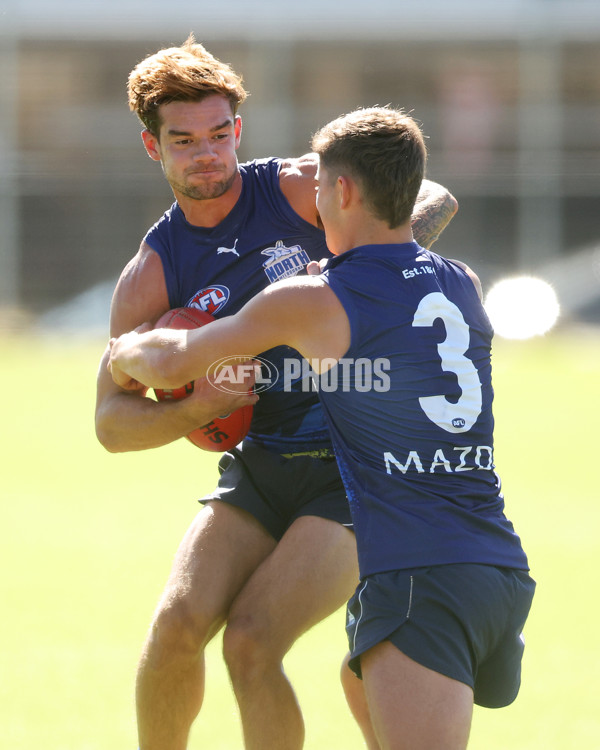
top-left (222, 516), bottom-right (359, 750)
top-left (136, 501), bottom-right (277, 750)
top-left (361, 641), bottom-right (473, 750)
top-left (340, 652), bottom-right (380, 749)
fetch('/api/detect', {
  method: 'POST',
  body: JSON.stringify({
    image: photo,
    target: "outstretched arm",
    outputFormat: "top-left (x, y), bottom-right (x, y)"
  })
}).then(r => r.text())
top-left (109, 277), bottom-right (350, 392)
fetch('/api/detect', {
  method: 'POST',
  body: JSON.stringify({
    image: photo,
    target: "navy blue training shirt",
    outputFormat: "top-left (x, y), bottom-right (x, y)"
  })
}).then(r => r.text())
top-left (144, 157), bottom-right (332, 452)
top-left (320, 242), bottom-right (529, 578)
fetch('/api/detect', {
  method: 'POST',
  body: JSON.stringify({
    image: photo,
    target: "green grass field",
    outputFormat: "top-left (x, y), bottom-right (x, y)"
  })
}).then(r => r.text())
top-left (1, 325), bottom-right (598, 749)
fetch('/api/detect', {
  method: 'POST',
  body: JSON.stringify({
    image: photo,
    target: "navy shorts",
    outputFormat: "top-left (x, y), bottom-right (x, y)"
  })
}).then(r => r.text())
top-left (346, 564), bottom-right (535, 708)
top-left (201, 440), bottom-right (353, 541)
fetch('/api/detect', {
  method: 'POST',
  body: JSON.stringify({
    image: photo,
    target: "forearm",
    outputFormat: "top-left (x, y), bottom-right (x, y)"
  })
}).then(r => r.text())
top-left (110, 321), bottom-right (250, 391)
top-left (109, 329), bottom-right (195, 390)
top-left (97, 343), bottom-right (244, 453)
top-left (412, 179), bottom-right (458, 249)
top-left (95, 390), bottom-right (204, 453)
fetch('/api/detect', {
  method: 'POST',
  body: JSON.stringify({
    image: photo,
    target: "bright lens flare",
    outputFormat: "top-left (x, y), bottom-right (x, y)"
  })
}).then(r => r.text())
top-left (484, 276), bottom-right (560, 340)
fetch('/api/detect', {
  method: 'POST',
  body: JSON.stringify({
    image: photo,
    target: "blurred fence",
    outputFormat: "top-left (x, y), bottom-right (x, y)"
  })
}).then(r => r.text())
top-left (2, 1), bottom-right (600, 321)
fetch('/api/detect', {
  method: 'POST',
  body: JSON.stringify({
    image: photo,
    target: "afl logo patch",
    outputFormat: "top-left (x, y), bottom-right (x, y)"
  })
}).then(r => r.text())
top-left (262, 240), bottom-right (310, 284)
top-left (187, 285), bottom-right (230, 315)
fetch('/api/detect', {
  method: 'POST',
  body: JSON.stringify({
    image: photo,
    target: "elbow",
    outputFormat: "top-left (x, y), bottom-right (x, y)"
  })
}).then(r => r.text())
top-left (447, 191), bottom-right (459, 217)
top-left (95, 407), bottom-right (128, 453)
top-left (95, 420), bottom-right (122, 453)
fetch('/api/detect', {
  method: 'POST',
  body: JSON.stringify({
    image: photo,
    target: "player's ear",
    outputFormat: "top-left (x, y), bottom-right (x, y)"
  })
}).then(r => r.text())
top-left (141, 129), bottom-right (162, 162)
top-left (338, 175), bottom-right (353, 210)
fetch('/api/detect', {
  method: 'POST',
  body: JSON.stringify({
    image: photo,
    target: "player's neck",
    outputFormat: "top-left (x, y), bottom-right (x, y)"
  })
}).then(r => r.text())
top-left (337, 216), bottom-right (414, 255)
top-left (174, 172), bottom-right (243, 229)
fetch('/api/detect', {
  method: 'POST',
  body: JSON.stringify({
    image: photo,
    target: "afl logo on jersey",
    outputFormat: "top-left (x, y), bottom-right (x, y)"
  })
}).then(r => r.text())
top-left (187, 285), bottom-right (230, 315)
top-left (262, 240), bottom-right (311, 284)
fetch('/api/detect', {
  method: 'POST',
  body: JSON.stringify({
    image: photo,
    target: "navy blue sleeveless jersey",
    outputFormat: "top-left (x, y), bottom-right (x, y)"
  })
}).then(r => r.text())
top-left (320, 242), bottom-right (529, 577)
top-left (144, 158), bottom-right (331, 452)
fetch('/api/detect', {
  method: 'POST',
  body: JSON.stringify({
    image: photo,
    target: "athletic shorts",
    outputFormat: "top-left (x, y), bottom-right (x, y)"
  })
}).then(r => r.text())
top-left (346, 563), bottom-right (535, 708)
top-left (201, 440), bottom-right (353, 541)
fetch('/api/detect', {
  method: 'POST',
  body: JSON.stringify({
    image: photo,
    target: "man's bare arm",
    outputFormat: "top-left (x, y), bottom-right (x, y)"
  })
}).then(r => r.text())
top-left (412, 179), bottom-right (459, 249)
top-left (109, 277), bottom-right (350, 391)
top-left (95, 242), bottom-right (256, 453)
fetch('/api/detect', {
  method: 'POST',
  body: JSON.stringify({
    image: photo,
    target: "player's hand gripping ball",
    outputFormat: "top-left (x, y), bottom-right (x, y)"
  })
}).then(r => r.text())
top-left (153, 307), bottom-right (254, 452)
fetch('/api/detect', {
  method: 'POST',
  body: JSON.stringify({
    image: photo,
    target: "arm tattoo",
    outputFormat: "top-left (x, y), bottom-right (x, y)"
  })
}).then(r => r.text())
top-left (411, 181), bottom-right (459, 249)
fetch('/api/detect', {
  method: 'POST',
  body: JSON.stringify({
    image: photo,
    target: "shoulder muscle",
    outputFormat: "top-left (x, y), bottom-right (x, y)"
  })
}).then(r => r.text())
top-left (110, 241), bottom-right (170, 336)
top-left (278, 154), bottom-right (319, 226)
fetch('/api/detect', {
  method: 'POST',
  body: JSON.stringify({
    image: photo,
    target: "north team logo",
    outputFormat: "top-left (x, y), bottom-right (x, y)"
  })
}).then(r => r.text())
top-left (262, 240), bottom-right (310, 283)
top-left (187, 285), bottom-right (230, 314)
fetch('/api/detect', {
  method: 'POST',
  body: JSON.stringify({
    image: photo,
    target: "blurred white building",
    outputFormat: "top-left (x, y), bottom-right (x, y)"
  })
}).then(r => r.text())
top-left (2, 0), bottom-right (600, 320)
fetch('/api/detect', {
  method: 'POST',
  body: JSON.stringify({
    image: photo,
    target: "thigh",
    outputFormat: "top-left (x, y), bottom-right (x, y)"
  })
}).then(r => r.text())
top-left (361, 641), bottom-right (473, 750)
top-left (227, 515), bottom-right (359, 654)
top-left (158, 501), bottom-right (278, 638)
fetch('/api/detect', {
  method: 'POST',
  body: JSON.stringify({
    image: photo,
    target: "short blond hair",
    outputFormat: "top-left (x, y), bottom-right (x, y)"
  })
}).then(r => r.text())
top-left (127, 34), bottom-right (248, 136)
top-left (312, 107), bottom-right (427, 229)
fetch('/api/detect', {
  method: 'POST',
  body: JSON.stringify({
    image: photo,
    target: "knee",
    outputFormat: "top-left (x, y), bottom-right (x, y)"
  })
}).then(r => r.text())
top-left (222, 614), bottom-right (275, 683)
top-left (145, 595), bottom-right (215, 665)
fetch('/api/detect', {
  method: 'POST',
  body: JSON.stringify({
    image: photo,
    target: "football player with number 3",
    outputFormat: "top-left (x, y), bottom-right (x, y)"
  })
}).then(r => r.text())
top-left (109, 106), bottom-right (535, 750)
top-left (96, 36), bottom-right (458, 750)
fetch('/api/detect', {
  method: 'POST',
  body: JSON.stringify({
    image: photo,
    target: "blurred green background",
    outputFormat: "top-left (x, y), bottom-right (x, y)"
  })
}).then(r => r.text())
top-left (1, 327), bottom-right (598, 749)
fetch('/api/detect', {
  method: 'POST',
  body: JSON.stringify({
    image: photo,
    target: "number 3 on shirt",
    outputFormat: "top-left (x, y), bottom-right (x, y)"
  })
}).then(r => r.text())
top-left (412, 292), bottom-right (483, 434)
